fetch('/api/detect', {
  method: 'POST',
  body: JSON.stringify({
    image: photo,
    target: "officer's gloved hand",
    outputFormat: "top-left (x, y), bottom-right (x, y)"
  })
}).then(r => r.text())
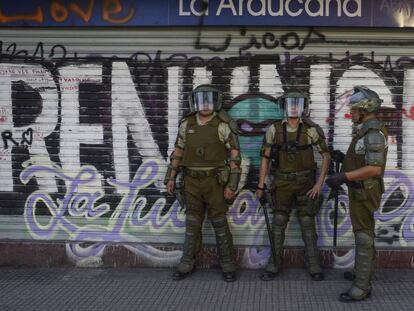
top-left (331, 150), bottom-right (345, 163)
top-left (326, 172), bottom-right (348, 189)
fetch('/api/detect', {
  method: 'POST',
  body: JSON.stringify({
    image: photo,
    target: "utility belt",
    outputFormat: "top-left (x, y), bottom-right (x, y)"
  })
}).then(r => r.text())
top-left (347, 178), bottom-right (382, 190)
top-left (183, 167), bottom-right (220, 179)
top-left (277, 144), bottom-right (313, 152)
top-left (347, 177), bottom-right (384, 201)
top-left (275, 169), bottom-right (314, 181)
top-left (346, 181), bottom-right (364, 189)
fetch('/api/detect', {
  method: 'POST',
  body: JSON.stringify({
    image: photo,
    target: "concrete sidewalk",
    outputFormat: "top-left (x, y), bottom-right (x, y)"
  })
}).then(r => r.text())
top-left (0, 267), bottom-right (412, 311)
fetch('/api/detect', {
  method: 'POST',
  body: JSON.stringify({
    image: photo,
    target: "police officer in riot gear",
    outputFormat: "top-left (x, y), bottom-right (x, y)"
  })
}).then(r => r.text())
top-left (165, 84), bottom-right (242, 282)
top-left (256, 91), bottom-right (331, 281)
top-left (326, 86), bottom-right (388, 302)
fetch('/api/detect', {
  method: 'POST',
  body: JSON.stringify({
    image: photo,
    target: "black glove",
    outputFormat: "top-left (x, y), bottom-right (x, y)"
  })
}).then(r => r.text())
top-left (331, 150), bottom-right (345, 163)
top-left (326, 172), bottom-right (348, 188)
top-left (259, 196), bottom-right (266, 207)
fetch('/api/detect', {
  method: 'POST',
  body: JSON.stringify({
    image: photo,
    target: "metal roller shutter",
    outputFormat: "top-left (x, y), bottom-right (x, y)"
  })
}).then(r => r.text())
top-left (0, 27), bottom-right (412, 266)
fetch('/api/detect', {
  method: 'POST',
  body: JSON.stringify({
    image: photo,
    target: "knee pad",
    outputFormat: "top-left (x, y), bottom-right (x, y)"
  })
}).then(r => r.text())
top-left (298, 215), bottom-right (316, 230)
top-left (355, 231), bottom-right (374, 247)
top-left (273, 212), bottom-right (289, 228)
top-left (210, 216), bottom-right (228, 229)
top-left (297, 195), bottom-right (323, 217)
top-left (186, 214), bottom-right (202, 230)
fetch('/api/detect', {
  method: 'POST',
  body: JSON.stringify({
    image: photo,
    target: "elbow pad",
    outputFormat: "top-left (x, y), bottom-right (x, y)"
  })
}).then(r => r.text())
top-left (260, 144), bottom-right (272, 159)
top-left (364, 130), bottom-right (387, 166)
top-left (163, 164), bottom-right (178, 185)
top-left (226, 167), bottom-right (242, 192)
top-left (228, 154), bottom-right (242, 166)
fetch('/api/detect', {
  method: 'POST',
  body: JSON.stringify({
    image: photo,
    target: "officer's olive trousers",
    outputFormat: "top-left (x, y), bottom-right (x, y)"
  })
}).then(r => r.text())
top-left (347, 186), bottom-right (380, 297)
top-left (176, 174), bottom-right (236, 273)
top-left (265, 176), bottom-right (322, 275)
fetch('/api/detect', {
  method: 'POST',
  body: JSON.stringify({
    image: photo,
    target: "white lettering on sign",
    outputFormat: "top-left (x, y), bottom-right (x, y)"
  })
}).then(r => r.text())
top-left (179, 0), bottom-right (209, 16)
top-left (180, 0), bottom-right (361, 17)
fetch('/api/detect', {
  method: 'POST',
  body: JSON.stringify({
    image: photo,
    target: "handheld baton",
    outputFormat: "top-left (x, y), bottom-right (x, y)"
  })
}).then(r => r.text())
top-left (259, 186), bottom-right (277, 265)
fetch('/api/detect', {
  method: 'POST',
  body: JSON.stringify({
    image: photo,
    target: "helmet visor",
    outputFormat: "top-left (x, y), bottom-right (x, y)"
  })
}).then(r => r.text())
top-left (284, 97), bottom-right (305, 117)
top-left (191, 91), bottom-right (219, 112)
top-left (348, 91), bottom-right (366, 106)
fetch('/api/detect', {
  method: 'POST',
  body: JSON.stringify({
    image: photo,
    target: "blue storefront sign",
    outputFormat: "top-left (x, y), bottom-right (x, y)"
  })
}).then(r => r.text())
top-left (0, 0), bottom-right (413, 28)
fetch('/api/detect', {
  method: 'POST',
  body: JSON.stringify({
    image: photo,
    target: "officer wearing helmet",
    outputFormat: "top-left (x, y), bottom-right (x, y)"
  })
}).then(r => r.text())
top-left (256, 91), bottom-right (331, 281)
top-left (165, 84), bottom-right (241, 282)
top-left (326, 86), bottom-right (388, 302)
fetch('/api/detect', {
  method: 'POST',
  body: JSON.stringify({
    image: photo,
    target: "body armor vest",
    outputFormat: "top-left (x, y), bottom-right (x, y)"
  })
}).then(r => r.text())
top-left (181, 115), bottom-right (228, 168)
top-left (272, 121), bottom-right (316, 173)
top-left (343, 118), bottom-right (388, 185)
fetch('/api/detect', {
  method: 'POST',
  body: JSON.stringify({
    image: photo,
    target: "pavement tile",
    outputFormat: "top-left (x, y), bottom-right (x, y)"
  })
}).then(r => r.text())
top-left (0, 267), bottom-right (412, 311)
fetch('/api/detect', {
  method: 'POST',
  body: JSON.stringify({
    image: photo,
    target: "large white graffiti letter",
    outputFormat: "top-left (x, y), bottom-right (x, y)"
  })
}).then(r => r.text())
top-left (59, 64), bottom-right (104, 191)
top-left (111, 62), bottom-right (164, 191)
top-left (0, 63), bottom-right (58, 192)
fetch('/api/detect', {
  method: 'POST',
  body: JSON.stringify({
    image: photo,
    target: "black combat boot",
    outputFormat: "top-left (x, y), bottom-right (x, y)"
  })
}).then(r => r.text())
top-left (298, 215), bottom-right (324, 281)
top-left (211, 216), bottom-right (237, 282)
top-left (338, 232), bottom-right (374, 302)
top-left (260, 212), bottom-right (288, 281)
top-left (173, 214), bottom-right (201, 281)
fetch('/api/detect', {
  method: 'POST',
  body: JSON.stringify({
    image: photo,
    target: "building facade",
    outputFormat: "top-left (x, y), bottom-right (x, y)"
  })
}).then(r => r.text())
top-left (0, 0), bottom-right (413, 268)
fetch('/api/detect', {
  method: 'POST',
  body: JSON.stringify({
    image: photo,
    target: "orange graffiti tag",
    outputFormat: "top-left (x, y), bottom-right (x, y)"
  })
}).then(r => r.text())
top-left (0, 7), bottom-right (43, 24)
top-left (50, 1), bottom-right (69, 23)
top-left (103, 0), bottom-right (135, 24)
top-left (51, 0), bottom-right (95, 23)
top-left (69, 0), bottom-right (95, 22)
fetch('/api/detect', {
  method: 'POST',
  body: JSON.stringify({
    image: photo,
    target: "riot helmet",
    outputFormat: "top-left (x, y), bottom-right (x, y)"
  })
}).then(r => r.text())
top-left (348, 86), bottom-right (382, 113)
top-left (189, 84), bottom-right (223, 113)
top-left (280, 91), bottom-right (309, 118)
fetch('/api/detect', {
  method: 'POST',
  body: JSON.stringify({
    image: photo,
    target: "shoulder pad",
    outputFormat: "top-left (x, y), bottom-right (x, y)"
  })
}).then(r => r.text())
top-left (303, 118), bottom-right (326, 139)
top-left (359, 118), bottom-right (383, 136)
top-left (364, 129), bottom-right (387, 151)
top-left (273, 120), bottom-right (284, 132)
top-left (179, 112), bottom-right (196, 126)
top-left (217, 109), bottom-right (240, 134)
top-left (216, 109), bottom-right (231, 123)
top-left (302, 118), bottom-right (318, 128)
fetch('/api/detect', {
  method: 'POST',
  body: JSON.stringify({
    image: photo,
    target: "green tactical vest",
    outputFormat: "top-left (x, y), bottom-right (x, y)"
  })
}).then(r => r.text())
top-left (180, 114), bottom-right (228, 168)
top-left (343, 118), bottom-right (388, 188)
top-left (272, 120), bottom-right (316, 173)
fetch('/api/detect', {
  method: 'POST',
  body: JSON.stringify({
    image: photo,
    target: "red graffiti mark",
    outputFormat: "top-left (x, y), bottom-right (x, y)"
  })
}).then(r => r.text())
top-left (325, 91), bottom-right (353, 124)
top-left (0, 149), bottom-right (10, 161)
top-left (390, 135), bottom-right (397, 144)
top-left (0, 116), bottom-right (7, 123)
top-left (103, 0), bottom-right (135, 24)
top-left (0, 7), bottom-right (43, 23)
top-left (33, 127), bottom-right (45, 140)
top-left (325, 113), bottom-right (352, 124)
top-left (402, 104), bottom-right (414, 120)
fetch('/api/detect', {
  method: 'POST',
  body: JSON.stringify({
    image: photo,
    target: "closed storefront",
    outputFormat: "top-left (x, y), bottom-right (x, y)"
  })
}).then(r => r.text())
top-left (0, 0), bottom-right (413, 268)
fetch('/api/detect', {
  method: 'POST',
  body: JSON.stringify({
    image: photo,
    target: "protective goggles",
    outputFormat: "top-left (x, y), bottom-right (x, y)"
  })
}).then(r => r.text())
top-left (191, 91), bottom-right (219, 112)
top-left (284, 97), bottom-right (306, 117)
